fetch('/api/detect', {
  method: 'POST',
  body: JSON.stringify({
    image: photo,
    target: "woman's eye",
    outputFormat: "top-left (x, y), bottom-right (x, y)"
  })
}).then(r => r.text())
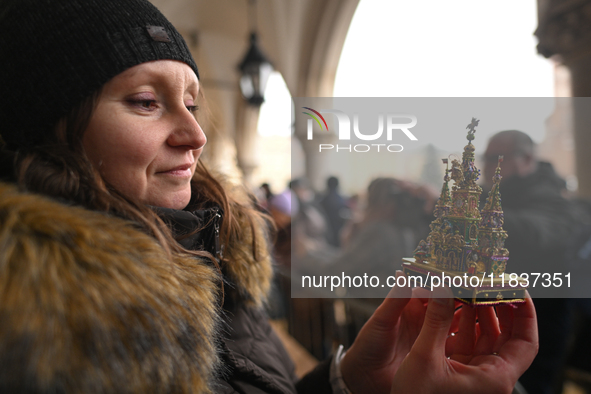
top-left (139, 100), bottom-right (156, 109)
top-left (186, 105), bottom-right (199, 113)
top-left (127, 98), bottom-right (157, 111)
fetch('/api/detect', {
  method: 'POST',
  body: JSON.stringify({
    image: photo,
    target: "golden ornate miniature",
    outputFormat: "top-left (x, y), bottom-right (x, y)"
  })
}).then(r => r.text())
top-left (402, 119), bottom-right (528, 305)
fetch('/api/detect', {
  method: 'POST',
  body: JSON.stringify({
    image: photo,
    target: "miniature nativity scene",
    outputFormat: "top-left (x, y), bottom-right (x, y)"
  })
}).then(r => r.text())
top-left (402, 118), bottom-right (528, 305)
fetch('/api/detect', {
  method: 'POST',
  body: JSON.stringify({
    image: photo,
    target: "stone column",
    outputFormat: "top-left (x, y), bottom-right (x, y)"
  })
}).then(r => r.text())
top-left (235, 100), bottom-right (262, 188)
top-left (536, 0), bottom-right (591, 197)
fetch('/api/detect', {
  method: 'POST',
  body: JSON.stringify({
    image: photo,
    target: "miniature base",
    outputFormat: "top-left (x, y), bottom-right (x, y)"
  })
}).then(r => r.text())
top-left (402, 258), bottom-right (527, 306)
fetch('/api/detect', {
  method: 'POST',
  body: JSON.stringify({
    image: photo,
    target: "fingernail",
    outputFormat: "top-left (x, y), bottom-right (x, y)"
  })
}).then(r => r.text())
top-left (386, 271), bottom-right (410, 298)
top-left (432, 286), bottom-right (454, 306)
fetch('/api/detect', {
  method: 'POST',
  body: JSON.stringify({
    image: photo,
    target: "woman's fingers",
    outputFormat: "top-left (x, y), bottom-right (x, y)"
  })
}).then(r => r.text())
top-left (344, 272), bottom-right (413, 362)
top-left (373, 271), bottom-right (413, 329)
top-left (391, 293), bottom-right (538, 394)
top-left (473, 306), bottom-right (500, 356)
top-left (497, 294), bottom-right (539, 372)
top-left (492, 302), bottom-right (514, 354)
top-left (340, 273), bottom-right (413, 394)
top-left (412, 286), bottom-right (455, 360)
top-left (449, 305), bottom-right (463, 334)
top-left (447, 304), bottom-right (477, 360)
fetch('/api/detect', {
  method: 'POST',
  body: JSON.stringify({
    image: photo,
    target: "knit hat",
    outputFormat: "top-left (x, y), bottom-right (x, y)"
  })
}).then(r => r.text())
top-left (0, 0), bottom-right (199, 149)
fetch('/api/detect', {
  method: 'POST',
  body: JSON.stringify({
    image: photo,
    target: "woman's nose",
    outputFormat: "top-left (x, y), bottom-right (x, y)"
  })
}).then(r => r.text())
top-left (167, 109), bottom-right (207, 150)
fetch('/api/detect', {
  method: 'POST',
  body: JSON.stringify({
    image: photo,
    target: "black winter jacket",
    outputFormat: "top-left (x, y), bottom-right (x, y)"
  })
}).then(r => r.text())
top-left (156, 207), bottom-right (333, 393)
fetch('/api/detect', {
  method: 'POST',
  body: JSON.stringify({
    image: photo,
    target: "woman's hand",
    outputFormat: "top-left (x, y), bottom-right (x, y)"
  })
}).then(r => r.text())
top-left (340, 272), bottom-right (426, 393)
top-left (340, 274), bottom-right (538, 394)
top-left (390, 288), bottom-right (538, 394)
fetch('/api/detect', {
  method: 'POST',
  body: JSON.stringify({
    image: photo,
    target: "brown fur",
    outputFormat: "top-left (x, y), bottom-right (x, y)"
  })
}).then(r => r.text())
top-left (0, 182), bottom-right (225, 393)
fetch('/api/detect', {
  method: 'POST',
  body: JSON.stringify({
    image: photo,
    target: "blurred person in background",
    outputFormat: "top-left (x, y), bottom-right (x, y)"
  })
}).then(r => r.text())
top-left (268, 186), bottom-right (295, 267)
top-left (264, 185), bottom-right (294, 319)
top-left (319, 176), bottom-right (350, 247)
top-left (258, 182), bottom-right (274, 211)
top-left (339, 178), bottom-right (416, 296)
top-left (290, 178), bottom-right (337, 263)
top-left (483, 129), bottom-right (579, 394)
top-left (298, 177), bottom-right (432, 298)
top-left (563, 215), bottom-right (591, 391)
top-left (341, 178), bottom-right (435, 250)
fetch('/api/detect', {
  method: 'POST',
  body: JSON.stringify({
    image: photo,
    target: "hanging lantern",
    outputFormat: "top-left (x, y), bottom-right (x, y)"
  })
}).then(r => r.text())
top-left (238, 32), bottom-right (273, 106)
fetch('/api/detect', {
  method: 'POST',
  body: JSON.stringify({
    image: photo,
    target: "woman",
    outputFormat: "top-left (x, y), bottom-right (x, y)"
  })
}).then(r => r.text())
top-left (0, 0), bottom-right (538, 393)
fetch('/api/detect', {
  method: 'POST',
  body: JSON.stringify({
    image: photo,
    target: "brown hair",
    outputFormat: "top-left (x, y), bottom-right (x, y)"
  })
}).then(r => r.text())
top-left (14, 87), bottom-right (270, 292)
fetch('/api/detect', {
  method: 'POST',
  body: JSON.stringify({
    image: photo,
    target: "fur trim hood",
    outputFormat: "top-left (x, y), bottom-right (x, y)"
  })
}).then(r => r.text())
top-left (0, 182), bottom-right (224, 393)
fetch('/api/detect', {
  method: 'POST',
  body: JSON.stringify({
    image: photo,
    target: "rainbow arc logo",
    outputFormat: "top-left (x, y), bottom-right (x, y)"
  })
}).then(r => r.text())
top-left (302, 107), bottom-right (328, 132)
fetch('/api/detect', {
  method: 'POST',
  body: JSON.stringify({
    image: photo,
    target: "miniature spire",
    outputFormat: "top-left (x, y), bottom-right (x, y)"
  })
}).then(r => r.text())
top-left (483, 155), bottom-right (504, 213)
top-left (466, 117), bottom-right (479, 144)
top-left (478, 155), bottom-right (509, 275)
top-left (458, 117), bottom-right (481, 188)
top-left (433, 158), bottom-right (452, 218)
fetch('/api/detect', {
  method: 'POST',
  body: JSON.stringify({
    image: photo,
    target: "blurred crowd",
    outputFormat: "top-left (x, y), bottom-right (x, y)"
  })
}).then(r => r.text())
top-left (256, 175), bottom-right (437, 277)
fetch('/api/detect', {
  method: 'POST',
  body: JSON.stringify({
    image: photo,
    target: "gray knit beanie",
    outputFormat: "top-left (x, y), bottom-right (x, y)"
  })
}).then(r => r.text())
top-left (0, 0), bottom-right (199, 149)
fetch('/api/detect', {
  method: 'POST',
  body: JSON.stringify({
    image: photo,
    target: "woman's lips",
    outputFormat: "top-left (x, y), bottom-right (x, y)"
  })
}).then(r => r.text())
top-left (158, 163), bottom-right (193, 177)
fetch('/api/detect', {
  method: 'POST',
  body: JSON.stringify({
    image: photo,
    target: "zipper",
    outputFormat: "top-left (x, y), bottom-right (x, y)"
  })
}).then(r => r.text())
top-left (211, 207), bottom-right (223, 260)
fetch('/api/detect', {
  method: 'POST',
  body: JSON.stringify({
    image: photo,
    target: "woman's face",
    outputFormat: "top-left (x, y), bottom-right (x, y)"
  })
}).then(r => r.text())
top-left (83, 60), bottom-right (206, 209)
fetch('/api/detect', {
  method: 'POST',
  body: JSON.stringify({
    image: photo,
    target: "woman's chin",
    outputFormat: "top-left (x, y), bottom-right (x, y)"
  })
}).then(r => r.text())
top-left (145, 188), bottom-right (192, 210)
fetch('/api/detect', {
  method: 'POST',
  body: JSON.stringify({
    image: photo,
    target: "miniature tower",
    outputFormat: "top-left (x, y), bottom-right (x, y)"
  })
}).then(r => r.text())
top-left (433, 158), bottom-right (452, 219)
top-left (404, 118), bottom-right (523, 304)
top-left (477, 156), bottom-right (509, 276)
top-left (414, 159), bottom-right (451, 263)
top-left (423, 118), bottom-right (483, 272)
top-left (413, 159), bottom-right (451, 263)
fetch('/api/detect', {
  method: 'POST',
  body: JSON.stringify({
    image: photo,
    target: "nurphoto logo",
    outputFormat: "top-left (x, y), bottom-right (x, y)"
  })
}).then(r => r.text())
top-left (302, 107), bottom-right (418, 153)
